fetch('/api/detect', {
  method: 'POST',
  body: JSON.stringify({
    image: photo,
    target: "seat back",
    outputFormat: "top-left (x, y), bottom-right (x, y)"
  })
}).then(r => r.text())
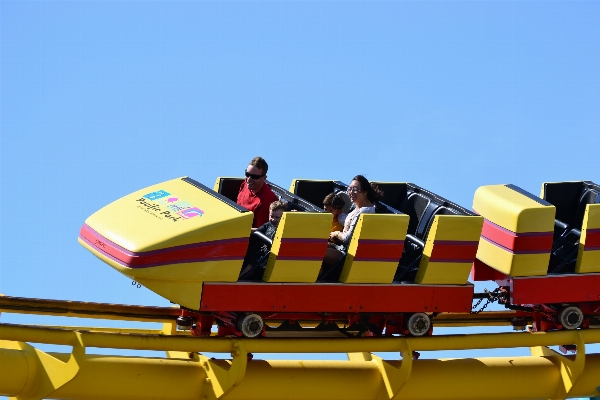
top-left (473, 184), bottom-right (556, 277)
top-left (414, 215), bottom-right (483, 284)
top-left (372, 182), bottom-right (408, 211)
top-left (214, 177), bottom-right (244, 203)
top-left (401, 193), bottom-right (431, 235)
top-left (290, 179), bottom-right (337, 209)
top-left (339, 213), bottom-right (409, 283)
top-left (267, 180), bottom-right (324, 212)
top-left (262, 212), bottom-right (331, 282)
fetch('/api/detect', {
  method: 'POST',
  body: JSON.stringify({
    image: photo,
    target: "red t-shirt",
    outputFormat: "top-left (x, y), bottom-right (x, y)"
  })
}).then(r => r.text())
top-left (237, 182), bottom-right (279, 228)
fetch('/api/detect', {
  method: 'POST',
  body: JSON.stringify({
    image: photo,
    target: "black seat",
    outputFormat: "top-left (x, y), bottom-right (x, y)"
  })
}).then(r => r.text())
top-left (543, 181), bottom-right (600, 273)
top-left (238, 231), bottom-right (273, 281)
top-left (400, 193), bottom-right (430, 236)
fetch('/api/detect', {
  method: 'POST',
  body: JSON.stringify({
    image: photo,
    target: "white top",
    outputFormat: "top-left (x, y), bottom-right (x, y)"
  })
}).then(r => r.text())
top-left (339, 206), bottom-right (376, 245)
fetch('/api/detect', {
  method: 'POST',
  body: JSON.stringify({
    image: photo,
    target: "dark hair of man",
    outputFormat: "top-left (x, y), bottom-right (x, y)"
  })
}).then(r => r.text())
top-left (249, 156), bottom-right (268, 174)
top-left (323, 193), bottom-right (346, 210)
top-left (352, 175), bottom-right (383, 204)
top-left (269, 200), bottom-right (287, 213)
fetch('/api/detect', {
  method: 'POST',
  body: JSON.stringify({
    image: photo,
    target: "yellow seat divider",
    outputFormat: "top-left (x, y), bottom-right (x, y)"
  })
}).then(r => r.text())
top-left (576, 204), bottom-right (600, 273)
top-left (415, 215), bottom-right (483, 284)
top-left (473, 184), bottom-right (556, 277)
top-left (263, 212), bottom-right (331, 282)
top-left (340, 214), bottom-right (409, 284)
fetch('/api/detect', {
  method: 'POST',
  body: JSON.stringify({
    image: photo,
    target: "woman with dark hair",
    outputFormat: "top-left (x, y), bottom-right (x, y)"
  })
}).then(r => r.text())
top-left (323, 175), bottom-right (383, 267)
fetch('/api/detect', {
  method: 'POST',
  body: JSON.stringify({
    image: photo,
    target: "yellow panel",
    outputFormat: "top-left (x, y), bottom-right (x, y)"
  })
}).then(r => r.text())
top-left (575, 204), bottom-right (600, 273)
top-left (272, 212), bottom-right (332, 241)
top-left (424, 215), bottom-right (483, 241)
top-left (581, 203), bottom-right (600, 230)
top-left (134, 278), bottom-right (204, 311)
top-left (262, 259), bottom-right (322, 282)
top-left (476, 239), bottom-right (549, 276)
top-left (415, 216), bottom-right (483, 285)
top-left (472, 185), bottom-right (555, 233)
top-left (264, 212), bottom-right (330, 283)
top-left (340, 260), bottom-right (398, 283)
top-left (415, 260), bottom-right (473, 284)
top-left (79, 239), bottom-right (238, 309)
top-left (350, 214), bottom-right (410, 241)
top-left (85, 177), bottom-right (253, 252)
top-left (340, 214), bottom-right (409, 284)
top-left (576, 250), bottom-right (600, 273)
top-left (80, 238), bottom-right (243, 281)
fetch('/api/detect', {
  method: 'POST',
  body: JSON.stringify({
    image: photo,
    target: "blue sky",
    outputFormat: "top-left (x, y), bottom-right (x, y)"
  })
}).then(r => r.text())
top-left (1, 0), bottom-right (599, 372)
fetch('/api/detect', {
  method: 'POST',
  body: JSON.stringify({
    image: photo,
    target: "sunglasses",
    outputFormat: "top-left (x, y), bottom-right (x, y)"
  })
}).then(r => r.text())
top-left (245, 171), bottom-right (265, 180)
top-left (346, 187), bottom-right (363, 194)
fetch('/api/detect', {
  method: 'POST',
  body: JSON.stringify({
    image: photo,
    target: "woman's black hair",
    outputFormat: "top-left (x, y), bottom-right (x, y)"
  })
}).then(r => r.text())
top-left (352, 175), bottom-right (383, 204)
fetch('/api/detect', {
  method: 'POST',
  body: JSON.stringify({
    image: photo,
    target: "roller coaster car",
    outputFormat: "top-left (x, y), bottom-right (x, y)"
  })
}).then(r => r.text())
top-left (79, 176), bottom-right (484, 337)
top-left (471, 181), bottom-right (600, 332)
top-left (79, 177), bottom-right (600, 337)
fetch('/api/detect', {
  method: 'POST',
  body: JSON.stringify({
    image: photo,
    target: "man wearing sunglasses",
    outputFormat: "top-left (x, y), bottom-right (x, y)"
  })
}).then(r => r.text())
top-left (237, 156), bottom-right (279, 229)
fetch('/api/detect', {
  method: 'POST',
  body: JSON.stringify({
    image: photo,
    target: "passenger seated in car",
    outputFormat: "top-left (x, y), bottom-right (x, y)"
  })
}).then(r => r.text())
top-left (323, 192), bottom-right (347, 239)
top-left (237, 156), bottom-right (279, 229)
top-left (323, 175), bottom-right (382, 267)
top-left (238, 200), bottom-right (287, 280)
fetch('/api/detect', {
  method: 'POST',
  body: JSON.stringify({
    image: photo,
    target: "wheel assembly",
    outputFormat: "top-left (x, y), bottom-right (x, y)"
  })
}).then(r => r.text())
top-left (237, 313), bottom-right (264, 338)
top-left (558, 306), bottom-right (584, 330)
top-left (405, 313), bottom-right (431, 336)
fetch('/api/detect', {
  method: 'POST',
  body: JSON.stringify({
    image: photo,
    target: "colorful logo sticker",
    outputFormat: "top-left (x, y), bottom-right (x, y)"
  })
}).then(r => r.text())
top-left (143, 190), bottom-right (171, 201)
top-left (138, 189), bottom-right (204, 221)
top-left (178, 207), bottom-right (204, 219)
top-left (166, 201), bottom-right (193, 213)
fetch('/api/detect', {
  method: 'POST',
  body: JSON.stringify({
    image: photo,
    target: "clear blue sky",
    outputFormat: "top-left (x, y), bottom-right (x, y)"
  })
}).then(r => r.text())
top-left (1, 0), bottom-right (599, 369)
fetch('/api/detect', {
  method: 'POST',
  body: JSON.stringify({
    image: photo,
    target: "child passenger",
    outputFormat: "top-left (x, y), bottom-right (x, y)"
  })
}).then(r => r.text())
top-left (323, 192), bottom-right (347, 239)
top-left (239, 200), bottom-right (287, 280)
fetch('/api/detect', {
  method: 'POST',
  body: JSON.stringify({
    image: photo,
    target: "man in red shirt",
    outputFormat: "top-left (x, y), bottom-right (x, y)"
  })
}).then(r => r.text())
top-left (237, 156), bottom-right (279, 229)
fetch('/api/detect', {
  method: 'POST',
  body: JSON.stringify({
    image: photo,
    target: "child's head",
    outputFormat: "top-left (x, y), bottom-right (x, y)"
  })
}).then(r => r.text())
top-left (269, 200), bottom-right (287, 227)
top-left (323, 193), bottom-right (345, 216)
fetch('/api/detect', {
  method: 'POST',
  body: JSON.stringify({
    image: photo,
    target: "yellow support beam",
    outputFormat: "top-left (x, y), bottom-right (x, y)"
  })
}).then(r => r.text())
top-left (1, 341), bottom-right (600, 400)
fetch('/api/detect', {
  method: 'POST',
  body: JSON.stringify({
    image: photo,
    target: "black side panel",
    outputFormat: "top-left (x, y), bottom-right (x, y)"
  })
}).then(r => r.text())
top-left (293, 180), bottom-right (335, 209)
top-left (216, 178), bottom-right (245, 203)
top-left (542, 181), bottom-right (584, 228)
top-left (182, 177), bottom-right (248, 213)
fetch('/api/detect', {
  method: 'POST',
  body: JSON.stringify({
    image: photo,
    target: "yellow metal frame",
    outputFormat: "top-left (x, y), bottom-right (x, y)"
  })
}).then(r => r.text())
top-left (2, 323), bottom-right (600, 400)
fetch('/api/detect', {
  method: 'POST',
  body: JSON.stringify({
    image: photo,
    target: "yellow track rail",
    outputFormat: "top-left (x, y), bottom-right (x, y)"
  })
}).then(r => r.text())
top-left (0, 295), bottom-right (527, 328)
